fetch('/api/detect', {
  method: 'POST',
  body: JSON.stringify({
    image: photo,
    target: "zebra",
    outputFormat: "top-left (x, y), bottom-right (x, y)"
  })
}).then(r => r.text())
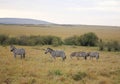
top-left (10, 45), bottom-right (25, 59)
top-left (70, 51), bottom-right (89, 60)
top-left (44, 48), bottom-right (66, 61)
top-left (88, 52), bottom-right (99, 60)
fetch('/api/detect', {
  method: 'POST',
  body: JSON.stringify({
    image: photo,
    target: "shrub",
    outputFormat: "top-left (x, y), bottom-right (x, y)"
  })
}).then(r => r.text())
top-left (64, 32), bottom-right (99, 46)
top-left (98, 39), bottom-right (105, 51)
top-left (17, 35), bottom-right (30, 45)
top-left (72, 71), bottom-right (87, 81)
top-left (64, 35), bottom-right (80, 45)
top-left (106, 42), bottom-right (112, 51)
top-left (0, 34), bottom-right (9, 45)
top-left (29, 36), bottom-right (46, 45)
top-left (54, 70), bottom-right (63, 76)
top-left (42, 36), bottom-right (53, 45)
top-left (52, 36), bottom-right (62, 47)
top-left (80, 32), bottom-right (98, 46)
top-left (99, 40), bottom-right (120, 52)
top-left (112, 41), bottom-right (120, 51)
top-left (5, 35), bottom-right (62, 46)
top-left (106, 41), bottom-right (120, 52)
top-left (48, 70), bottom-right (62, 76)
top-left (7, 37), bottom-right (19, 45)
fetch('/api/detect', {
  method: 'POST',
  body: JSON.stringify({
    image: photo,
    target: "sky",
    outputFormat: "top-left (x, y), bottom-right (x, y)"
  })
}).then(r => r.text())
top-left (0, 0), bottom-right (120, 26)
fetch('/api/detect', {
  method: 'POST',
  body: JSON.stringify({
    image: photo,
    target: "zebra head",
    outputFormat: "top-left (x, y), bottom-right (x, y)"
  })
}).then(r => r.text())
top-left (45, 48), bottom-right (53, 54)
top-left (10, 45), bottom-right (16, 52)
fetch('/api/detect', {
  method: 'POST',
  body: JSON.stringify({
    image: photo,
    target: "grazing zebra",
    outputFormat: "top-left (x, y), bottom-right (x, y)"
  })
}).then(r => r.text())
top-left (70, 51), bottom-right (88, 60)
top-left (44, 48), bottom-right (66, 61)
top-left (10, 45), bottom-right (25, 59)
top-left (88, 52), bottom-right (99, 60)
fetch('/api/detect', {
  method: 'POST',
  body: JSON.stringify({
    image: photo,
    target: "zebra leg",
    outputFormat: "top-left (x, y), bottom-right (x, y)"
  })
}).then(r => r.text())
top-left (14, 54), bottom-right (16, 58)
top-left (62, 56), bottom-right (66, 61)
top-left (96, 58), bottom-right (98, 61)
top-left (62, 58), bottom-right (64, 61)
top-left (23, 54), bottom-right (25, 58)
top-left (53, 56), bottom-right (56, 60)
top-left (84, 56), bottom-right (87, 60)
top-left (21, 55), bottom-right (22, 59)
top-left (96, 56), bottom-right (99, 61)
top-left (92, 57), bottom-right (94, 60)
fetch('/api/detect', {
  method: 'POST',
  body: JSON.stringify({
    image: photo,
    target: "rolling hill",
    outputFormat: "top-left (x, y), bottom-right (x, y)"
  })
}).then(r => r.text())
top-left (0, 18), bottom-right (54, 25)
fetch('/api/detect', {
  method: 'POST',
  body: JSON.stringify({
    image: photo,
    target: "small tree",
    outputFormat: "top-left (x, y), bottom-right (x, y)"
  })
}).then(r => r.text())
top-left (80, 32), bottom-right (98, 46)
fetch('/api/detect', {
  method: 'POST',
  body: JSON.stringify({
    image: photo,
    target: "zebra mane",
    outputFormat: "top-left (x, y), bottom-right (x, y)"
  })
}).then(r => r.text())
top-left (11, 45), bottom-right (16, 50)
top-left (47, 48), bottom-right (54, 51)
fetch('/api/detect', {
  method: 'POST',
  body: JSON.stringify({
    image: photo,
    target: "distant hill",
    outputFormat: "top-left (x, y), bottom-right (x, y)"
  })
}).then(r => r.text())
top-left (0, 18), bottom-right (54, 25)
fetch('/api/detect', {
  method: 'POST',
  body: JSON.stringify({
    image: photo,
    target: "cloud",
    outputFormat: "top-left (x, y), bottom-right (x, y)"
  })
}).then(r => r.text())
top-left (66, 0), bottom-right (120, 12)
top-left (0, 9), bottom-right (48, 19)
top-left (98, 0), bottom-right (120, 7)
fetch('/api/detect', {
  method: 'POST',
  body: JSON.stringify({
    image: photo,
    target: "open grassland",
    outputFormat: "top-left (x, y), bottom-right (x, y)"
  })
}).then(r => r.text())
top-left (0, 25), bottom-right (120, 41)
top-left (0, 24), bottom-right (120, 84)
top-left (0, 45), bottom-right (120, 84)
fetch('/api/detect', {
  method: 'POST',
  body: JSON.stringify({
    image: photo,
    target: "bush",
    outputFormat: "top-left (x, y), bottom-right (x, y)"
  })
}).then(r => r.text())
top-left (52, 36), bottom-right (63, 47)
top-left (0, 34), bottom-right (9, 45)
top-left (0, 33), bottom-right (119, 51)
top-left (64, 35), bottom-right (80, 45)
top-left (106, 42), bottom-right (112, 51)
top-left (17, 35), bottom-right (30, 45)
top-left (80, 32), bottom-right (98, 46)
top-left (96, 40), bottom-right (120, 52)
top-left (112, 41), bottom-right (120, 51)
top-left (0, 35), bottom-right (63, 46)
top-left (105, 41), bottom-right (120, 52)
top-left (64, 32), bottom-right (99, 46)
top-left (29, 36), bottom-right (46, 45)
top-left (72, 71), bottom-right (87, 81)
top-left (98, 39), bottom-right (105, 51)
top-left (48, 70), bottom-right (62, 76)
top-left (7, 37), bottom-right (19, 45)
top-left (41, 36), bottom-right (53, 45)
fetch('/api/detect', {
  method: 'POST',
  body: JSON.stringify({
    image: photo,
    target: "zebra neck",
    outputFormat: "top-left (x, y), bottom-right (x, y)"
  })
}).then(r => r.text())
top-left (49, 50), bottom-right (54, 54)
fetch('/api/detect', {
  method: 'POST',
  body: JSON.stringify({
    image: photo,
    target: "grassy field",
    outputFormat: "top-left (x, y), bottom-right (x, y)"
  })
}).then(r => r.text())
top-left (0, 24), bottom-right (120, 84)
top-left (0, 45), bottom-right (120, 84)
top-left (0, 25), bottom-right (120, 41)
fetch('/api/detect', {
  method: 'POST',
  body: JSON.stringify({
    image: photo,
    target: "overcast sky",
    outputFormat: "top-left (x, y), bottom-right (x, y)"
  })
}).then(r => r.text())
top-left (0, 0), bottom-right (120, 26)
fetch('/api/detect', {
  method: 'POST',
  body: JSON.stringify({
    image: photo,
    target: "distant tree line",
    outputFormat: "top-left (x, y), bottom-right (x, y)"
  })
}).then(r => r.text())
top-left (0, 32), bottom-right (119, 51)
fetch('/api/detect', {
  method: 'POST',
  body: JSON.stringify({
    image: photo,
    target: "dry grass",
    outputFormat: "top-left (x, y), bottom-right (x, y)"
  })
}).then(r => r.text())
top-left (0, 24), bottom-right (120, 84)
top-left (0, 45), bottom-right (120, 84)
top-left (0, 25), bottom-right (120, 41)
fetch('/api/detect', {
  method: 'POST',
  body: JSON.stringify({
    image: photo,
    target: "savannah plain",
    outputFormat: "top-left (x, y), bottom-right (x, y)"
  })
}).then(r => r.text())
top-left (0, 24), bottom-right (120, 84)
